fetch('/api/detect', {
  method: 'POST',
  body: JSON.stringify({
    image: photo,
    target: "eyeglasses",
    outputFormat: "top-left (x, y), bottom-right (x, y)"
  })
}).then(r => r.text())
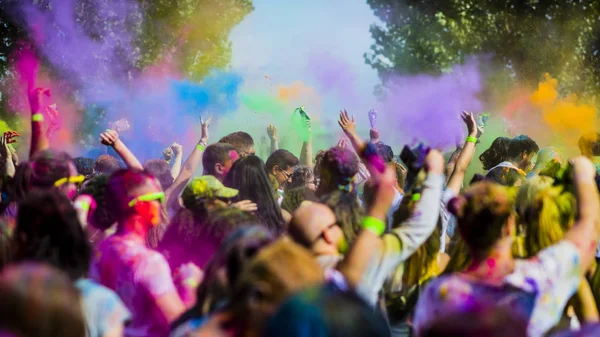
top-left (54, 175), bottom-right (86, 187)
top-left (278, 167), bottom-right (293, 182)
top-left (128, 192), bottom-right (165, 207)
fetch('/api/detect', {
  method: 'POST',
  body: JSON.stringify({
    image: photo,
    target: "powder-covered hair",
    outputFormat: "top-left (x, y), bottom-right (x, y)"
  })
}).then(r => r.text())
top-left (479, 135), bottom-right (539, 170)
top-left (515, 176), bottom-right (575, 257)
top-left (144, 159), bottom-right (174, 190)
top-left (316, 147), bottom-right (359, 197)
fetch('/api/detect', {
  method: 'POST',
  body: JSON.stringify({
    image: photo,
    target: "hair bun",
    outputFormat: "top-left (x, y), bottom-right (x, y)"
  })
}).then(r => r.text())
top-left (448, 196), bottom-right (467, 218)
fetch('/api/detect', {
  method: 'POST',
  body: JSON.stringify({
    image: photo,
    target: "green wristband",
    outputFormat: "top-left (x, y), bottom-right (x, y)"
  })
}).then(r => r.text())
top-left (74, 200), bottom-right (91, 211)
top-left (32, 113), bottom-right (44, 122)
top-left (362, 216), bottom-right (385, 236)
top-left (196, 144), bottom-right (206, 152)
top-left (466, 136), bottom-right (478, 144)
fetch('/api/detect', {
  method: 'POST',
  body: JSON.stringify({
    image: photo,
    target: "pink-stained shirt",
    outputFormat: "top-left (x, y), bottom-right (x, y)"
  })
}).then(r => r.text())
top-left (90, 233), bottom-right (178, 337)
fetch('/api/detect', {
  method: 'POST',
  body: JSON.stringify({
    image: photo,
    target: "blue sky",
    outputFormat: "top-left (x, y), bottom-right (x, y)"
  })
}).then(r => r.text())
top-left (228, 0), bottom-right (382, 140)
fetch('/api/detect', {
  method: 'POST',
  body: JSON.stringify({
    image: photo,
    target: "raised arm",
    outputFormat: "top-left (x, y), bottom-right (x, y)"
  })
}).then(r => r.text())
top-left (446, 111), bottom-right (480, 194)
top-left (169, 143), bottom-right (183, 179)
top-left (28, 88), bottom-right (51, 158)
top-left (100, 129), bottom-right (143, 170)
top-left (563, 157), bottom-right (600, 273)
top-left (267, 124), bottom-right (279, 154)
top-left (299, 119), bottom-right (313, 167)
top-left (164, 116), bottom-right (211, 212)
top-left (339, 151), bottom-right (445, 289)
top-left (1, 131), bottom-right (19, 178)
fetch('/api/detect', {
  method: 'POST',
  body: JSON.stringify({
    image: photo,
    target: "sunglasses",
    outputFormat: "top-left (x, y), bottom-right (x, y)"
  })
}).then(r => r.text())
top-left (278, 167), bottom-right (293, 181)
top-left (311, 222), bottom-right (340, 244)
top-left (128, 192), bottom-right (165, 207)
top-left (54, 175), bottom-right (86, 187)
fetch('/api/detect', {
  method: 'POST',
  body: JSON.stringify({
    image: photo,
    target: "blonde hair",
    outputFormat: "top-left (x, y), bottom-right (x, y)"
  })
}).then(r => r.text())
top-left (515, 176), bottom-right (575, 256)
top-left (231, 238), bottom-right (324, 319)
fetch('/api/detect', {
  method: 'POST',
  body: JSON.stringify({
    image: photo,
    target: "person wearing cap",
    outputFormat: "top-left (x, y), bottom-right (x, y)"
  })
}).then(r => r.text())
top-left (158, 175), bottom-right (258, 278)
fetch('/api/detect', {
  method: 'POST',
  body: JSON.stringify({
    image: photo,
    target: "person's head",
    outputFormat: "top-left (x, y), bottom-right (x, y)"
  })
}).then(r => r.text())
top-left (375, 142), bottom-right (394, 163)
top-left (266, 150), bottom-right (299, 189)
top-left (161, 205), bottom-right (258, 270)
top-left (181, 175), bottom-right (240, 216)
top-left (105, 169), bottom-right (164, 228)
top-left (6, 162), bottom-right (33, 204)
top-left (219, 131), bottom-right (255, 157)
top-left (316, 147), bottom-right (359, 197)
top-left (30, 150), bottom-right (80, 200)
top-left (12, 189), bottom-right (91, 281)
top-left (578, 132), bottom-right (600, 157)
top-left (73, 157), bottom-right (95, 178)
top-left (0, 263), bottom-right (85, 337)
top-left (281, 188), bottom-right (318, 214)
top-left (485, 167), bottom-right (526, 187)
top-left (287, 166), bottom-right (317, 192)
top-left (78, 174), bottom-right (116, 231)
top-left (224, 155), bottom-right (285, 234)
top-left (534, 146), bottom-right (564, 178)
top-left (448, 181), bottom-right (516, 259)
top-left (94, 154), bottom-right (121, 175)
top-left (143, 159), bottom-right (174, 190)
top-left (288, 202), bottom-right (345, 256)
top-left (229, 238), bottom-right (324, 333)
top-left (369, 128), bottom-right (381, 141)
top-left (321, 190), bottom-right (365, 245)
top-left (172, 226), bottom-right (277, 327)
top-left (202, 143), bottom-right (239, 181)
top-left (480, 135), bottom-right (539, 171)
top-left (419, 306), bottom-right (527, 337)
top-left (515, 176), bottom-right (575, 256)
top-left (265, 283), bottom-right (389, 337)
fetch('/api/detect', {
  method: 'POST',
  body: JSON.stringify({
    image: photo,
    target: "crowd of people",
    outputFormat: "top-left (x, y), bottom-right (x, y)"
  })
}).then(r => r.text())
top-left (0, 88), bottom-right (600, 337)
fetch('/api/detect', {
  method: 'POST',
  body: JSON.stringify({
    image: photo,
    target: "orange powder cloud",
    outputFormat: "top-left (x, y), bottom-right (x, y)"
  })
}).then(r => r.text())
top-left (530, 74), bottom-right (597, 145)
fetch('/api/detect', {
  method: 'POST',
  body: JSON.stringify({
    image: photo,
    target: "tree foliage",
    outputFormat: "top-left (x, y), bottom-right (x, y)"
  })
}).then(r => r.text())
top-left (0, 0), bottom-right (253, 82)
top-left (365, 0), bottom-right (600, 96)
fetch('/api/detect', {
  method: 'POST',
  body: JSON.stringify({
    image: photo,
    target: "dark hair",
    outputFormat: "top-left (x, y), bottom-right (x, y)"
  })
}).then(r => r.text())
top-left (203, 143), bottom-right (237, 176)
top-left (171, 226), bottom-right (276, 330)
top-left (321, 190), bottom-right (365, 244)
top-left (73, 157), bottom-right (95, 177)
top-left (420, 307), bottom-right (527, 337)
top-left (578, 133), bottom-right (600, 157)
top-left (265, 283), bottom-right (390, 337)
top-left (94, 154), bottom-right (121, 175)
top-left (286, 166), bottom-right (314, 191)
top-left (224, 155), bottom-right (285, 234)
top-left (6, 162), bottom-right (33, 204)
top-left (375, 143), bottom-right (394, 163)
top-left (0, 227), bottom-right (11, 271)
top-left (79, 175), bottom-right (116, 231)
top-left (144, 159), bottom-right (174, 190)
top-left (105, 169), bottom-right (157, 220)
top-left (0, 263), bottom-right (86, 337)
top-left (281, 188), bottom-right (318, 214)
top-left (12, 190), bottom-right (91, 281)
top-left (159, 207), bottom-right (257, 272)
top-left (448, 182), bottom-right (514, 255)
top-left (316, 147), bottom-right (359, 197)
top-left (485, 167), bottom-right (525, 186)
top-left (480, 135), bottom-right (538, 170)
top-left (29, 150), bottom-right (73, 189)
top-left (470, 174), bottom-right (485, 185)
top-left (265, 149), bottom-right (299, 173)
top-left (219, 131), bottom-right (254, 155)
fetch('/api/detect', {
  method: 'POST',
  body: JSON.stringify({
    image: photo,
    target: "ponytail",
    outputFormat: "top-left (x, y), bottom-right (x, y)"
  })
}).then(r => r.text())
top-left (480, 137), bottom-right (510, 170)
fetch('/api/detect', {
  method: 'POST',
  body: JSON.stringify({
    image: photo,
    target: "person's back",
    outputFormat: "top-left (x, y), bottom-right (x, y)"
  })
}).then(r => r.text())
top-left (91, 233), bottom-right (173, 337)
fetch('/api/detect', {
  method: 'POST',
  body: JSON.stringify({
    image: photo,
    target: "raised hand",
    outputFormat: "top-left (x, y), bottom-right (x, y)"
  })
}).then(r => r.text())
top-left (267, 124), bottom-right (278, 141)
top-left (171, 142), bottom-right (182, 156)
top-left (461, 111), bottom-right (478, 137)
top-left (100, 129), bottom-right (120, 147)
top-left (230, 200), bottom-right (258, 213)
top-left (424, 150), bottom-right (445, 175)
top-left (338, 109), bottom-right (357, 136)
top-left (28, 87), bottom-right (50, 113)
top-left (0, 131), bottom-right (18, 158)
top-left (162, 147), bottom-right (174, 161)
top-left (200, 116), bottom-right (212, 144)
